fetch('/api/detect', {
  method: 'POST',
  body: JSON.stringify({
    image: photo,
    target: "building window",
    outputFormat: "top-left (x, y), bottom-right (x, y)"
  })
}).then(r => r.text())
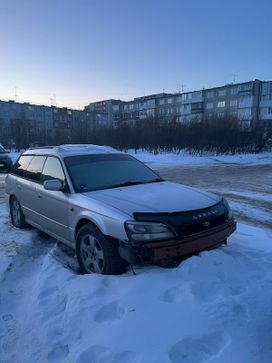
top-left (207, 91), bottom-right (214, 98)
top-left (268, 108), bottom-right (272, 114)
top-left (238, 108), bottom-right (252, 119)
top-left (181, 93), bottom-right (192, 101)
top-left (230, 87), bottom-right (238, 95)
top-left (129, 104), bottom-right (134, 110)
top-left (217, 101), bottom-right (225, 108)
top-left (159, 99), bottom-right (164, 105)
top-left (192, 91), bottom-right (202, 98)
top-left (217, 112), bottom-right (225, 118)
top-left (239, 82), bottom-right (253, 92)
top-left (167, 98), bottom-right (173, 104)
top-left (206, 102), bottom-right (213, 109)
top-left (218, 89), bottom-right (226, 97)
top-left (176, 96), bottom-right (182, 103)
top-left (230, 100), bottom-right (238, 107)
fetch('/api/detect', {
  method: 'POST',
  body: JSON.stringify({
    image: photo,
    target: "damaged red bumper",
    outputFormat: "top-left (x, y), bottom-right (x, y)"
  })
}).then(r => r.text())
top-left (145, 219), bottom-right (237, 261)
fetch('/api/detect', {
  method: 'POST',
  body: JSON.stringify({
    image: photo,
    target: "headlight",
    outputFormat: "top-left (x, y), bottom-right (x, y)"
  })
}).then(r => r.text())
top-left (222, 198), bottom-right (233, 220)
top-left (125, 221), bottom-right (175, 242)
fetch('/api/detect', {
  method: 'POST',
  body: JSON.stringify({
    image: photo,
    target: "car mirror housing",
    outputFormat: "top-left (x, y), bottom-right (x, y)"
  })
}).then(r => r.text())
top-left (43, 179), bottom-right (63, 191)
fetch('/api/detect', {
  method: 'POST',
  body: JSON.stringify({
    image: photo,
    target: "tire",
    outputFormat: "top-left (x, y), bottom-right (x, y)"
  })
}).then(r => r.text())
top-left (10, 196), bottom-right (27, 229)
top-left (76, 223), bottom-right (127, 275)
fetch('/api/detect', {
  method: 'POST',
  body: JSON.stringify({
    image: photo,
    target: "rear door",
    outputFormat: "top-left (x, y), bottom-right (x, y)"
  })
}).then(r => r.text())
top-left (35, 156), bottom-right (70, 241)
top-left (9, 154), bottom-right (47, 224)
top-left (11, 155), bottom-right (34, 218)
top-left (22, 155), bottom-right (46, 225)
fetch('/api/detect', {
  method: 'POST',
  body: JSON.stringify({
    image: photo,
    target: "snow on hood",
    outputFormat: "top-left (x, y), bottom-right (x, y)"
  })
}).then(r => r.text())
top-left (82, 181), bottom-right (220, 216)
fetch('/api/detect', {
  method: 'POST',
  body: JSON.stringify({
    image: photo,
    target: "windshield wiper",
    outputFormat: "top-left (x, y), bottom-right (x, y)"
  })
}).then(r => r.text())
top-left (110, 178), bottom-right (164, 189)
top-left (110, 181), bottom-right (147, 188)
top-left (146, 178), bottom-right (164, 183)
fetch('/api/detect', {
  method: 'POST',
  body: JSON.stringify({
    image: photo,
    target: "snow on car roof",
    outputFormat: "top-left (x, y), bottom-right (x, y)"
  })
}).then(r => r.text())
top-left (23, 144), bottom-right (119, 157)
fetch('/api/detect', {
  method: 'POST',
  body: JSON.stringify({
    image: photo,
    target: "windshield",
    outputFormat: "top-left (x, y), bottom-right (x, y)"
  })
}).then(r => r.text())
top-left (64, 153), bottom-right (162, 192)
top-left (0, 145), bottom-right (6, 153)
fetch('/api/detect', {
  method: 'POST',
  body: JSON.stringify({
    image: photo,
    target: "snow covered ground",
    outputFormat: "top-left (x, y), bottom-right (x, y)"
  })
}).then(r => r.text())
top-left (1, 199), bottom-right (272, 363)
top-left (1, 150), bottom-right (272, 362)
top-left (128, 149), bottom-right (272, 167)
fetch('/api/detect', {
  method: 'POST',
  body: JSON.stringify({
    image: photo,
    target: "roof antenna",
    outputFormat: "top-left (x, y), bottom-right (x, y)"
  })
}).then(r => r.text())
top-left (232, 73), bottom-right (238, 83)
top-left (50, 94), bottom-right (57, 106)
top-left (14, 86), bottom-right (18, 102)
top-left (179, 84), bottom-right (186, 93)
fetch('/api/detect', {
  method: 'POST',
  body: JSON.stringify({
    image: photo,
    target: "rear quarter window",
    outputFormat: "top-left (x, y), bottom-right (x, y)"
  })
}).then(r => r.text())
top-left (12, 155), bottom-right (34, 178)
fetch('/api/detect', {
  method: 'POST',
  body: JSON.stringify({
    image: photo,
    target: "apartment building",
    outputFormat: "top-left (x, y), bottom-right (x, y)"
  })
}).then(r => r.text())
top-left (0, 79), bottom-right (271, 146)
top-left (259, 81), bottom-right (272, 126)
top-left (86, 79), bottom-right (271, 128)
top-left (0, 100), bottom-right (85, 144)
top-left (84, 99), bottom-right (122, 129)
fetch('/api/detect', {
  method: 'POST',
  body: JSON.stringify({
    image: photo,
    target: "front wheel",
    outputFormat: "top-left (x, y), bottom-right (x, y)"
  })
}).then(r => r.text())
top-left (10, 197), bottom-right (27, 228)
top-left (76, 224), bottom-right (127, 275)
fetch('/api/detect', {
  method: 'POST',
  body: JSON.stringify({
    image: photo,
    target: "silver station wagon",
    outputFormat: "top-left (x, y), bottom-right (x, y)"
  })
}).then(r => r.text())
top-left (5, 144), bottom-right (236, 275)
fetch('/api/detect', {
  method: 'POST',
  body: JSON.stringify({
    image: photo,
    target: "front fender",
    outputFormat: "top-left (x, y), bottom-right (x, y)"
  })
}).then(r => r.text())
top-left (73, 210), bottom-right (129, 242)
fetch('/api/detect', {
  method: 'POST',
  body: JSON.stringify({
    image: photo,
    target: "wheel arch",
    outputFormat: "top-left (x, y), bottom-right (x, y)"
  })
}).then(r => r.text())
top-left (74, 217), bottom-right (103, 240)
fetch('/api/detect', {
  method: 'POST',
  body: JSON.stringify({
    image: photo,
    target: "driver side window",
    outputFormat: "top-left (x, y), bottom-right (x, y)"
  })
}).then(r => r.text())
top-left (41, 157), bottom-right (65, 183)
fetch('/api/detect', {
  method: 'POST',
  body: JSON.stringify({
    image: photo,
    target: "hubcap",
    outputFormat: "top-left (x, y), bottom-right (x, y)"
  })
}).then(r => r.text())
top-left (12, 200), bottom-right (21, 227)
top-left (80, 234), bottom-right (104, 273)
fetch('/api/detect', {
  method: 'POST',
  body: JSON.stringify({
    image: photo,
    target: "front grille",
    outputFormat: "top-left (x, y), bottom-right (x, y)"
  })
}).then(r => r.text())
top-left (134, 202), bottom-right (228, 238)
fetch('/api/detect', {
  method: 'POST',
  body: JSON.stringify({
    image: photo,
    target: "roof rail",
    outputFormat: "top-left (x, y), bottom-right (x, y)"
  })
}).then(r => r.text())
top-left (57, 144), bottom-right (117, 153)
top-left (26, 146), bottom-right (56, 150)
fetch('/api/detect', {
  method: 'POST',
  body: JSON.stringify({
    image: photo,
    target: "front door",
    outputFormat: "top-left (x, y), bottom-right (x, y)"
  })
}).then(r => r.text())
top-left (36, 156), bottom-right (70, 241)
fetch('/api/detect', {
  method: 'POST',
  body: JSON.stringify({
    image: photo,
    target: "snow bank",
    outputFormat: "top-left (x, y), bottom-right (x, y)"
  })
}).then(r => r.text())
top-left (1, 201), bottom-right (272, 362)
top-left (129, 150), bottom-right (272, 167)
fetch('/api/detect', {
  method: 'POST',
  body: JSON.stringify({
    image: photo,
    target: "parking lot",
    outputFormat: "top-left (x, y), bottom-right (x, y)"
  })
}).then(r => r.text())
top-left (151, 163), bottom-right (272, 230)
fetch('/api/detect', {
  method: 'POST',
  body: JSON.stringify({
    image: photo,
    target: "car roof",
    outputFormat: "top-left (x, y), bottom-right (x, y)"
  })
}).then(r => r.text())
top-left (22, 144), bottom-right (120, 157)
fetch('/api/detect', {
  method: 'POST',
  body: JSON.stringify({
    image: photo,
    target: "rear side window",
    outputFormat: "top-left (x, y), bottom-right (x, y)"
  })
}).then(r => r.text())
top-left (41, 157), bottom-right (65, 183)
top-left (12, 155), bottom-right (34, 177)
top-left (26, 156), bottom-right (46, 182)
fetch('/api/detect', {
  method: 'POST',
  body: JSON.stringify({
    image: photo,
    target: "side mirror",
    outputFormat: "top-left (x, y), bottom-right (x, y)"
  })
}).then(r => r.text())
top-left (43, 179), bottom-right (63, 191)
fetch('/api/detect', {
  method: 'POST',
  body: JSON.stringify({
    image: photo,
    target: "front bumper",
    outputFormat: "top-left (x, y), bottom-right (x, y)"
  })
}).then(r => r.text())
top-left (144, 218), bottom-right (236, 261)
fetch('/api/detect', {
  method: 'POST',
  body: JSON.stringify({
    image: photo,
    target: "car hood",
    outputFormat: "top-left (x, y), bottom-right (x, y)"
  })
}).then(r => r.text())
top-left (82, 181), bottom-right (220, 217)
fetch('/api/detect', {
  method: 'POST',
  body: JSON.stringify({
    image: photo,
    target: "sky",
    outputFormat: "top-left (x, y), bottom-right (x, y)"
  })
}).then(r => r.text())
top-left (0, 0), bottom-right (271, 109)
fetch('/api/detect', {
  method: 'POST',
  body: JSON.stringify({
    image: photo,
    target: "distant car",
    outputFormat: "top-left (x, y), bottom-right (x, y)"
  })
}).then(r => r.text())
top-left (0, 145), bottom-right (12, 173)
top-left (5, 144), bottom-right (236, 275)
